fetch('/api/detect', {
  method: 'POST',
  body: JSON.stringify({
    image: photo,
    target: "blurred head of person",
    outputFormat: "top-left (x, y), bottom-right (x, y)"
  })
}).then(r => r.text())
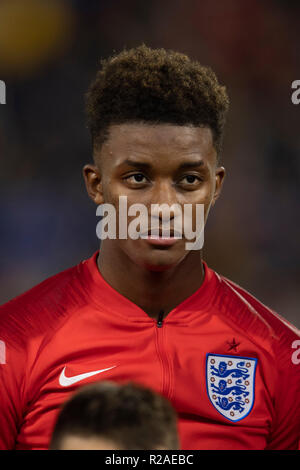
top-left (49, 381), bottom-right (180, 450)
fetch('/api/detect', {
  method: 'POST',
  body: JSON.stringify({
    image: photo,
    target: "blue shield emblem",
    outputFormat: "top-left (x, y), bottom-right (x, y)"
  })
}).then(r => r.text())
top-left (206, 353), bottom-right (257, 422)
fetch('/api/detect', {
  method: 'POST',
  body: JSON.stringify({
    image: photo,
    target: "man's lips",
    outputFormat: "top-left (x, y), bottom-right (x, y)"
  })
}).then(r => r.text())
top-left (140, 229), bottom-right (182, 246)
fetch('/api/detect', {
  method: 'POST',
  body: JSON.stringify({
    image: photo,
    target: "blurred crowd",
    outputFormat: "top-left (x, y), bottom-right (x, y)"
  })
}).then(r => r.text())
top-left (0, 0), bottom-right (299, 326)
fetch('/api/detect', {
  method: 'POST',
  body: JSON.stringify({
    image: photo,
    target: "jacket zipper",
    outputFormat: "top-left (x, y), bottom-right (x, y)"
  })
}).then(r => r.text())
top-left (157, 310), bottom-right (164, 328)
top-left (155, 310), bottom-right (172, 399)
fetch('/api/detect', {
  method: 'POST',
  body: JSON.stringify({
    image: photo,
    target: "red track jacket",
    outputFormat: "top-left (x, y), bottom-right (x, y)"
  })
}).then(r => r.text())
top-left (0, 251), bottom-right (299, 449)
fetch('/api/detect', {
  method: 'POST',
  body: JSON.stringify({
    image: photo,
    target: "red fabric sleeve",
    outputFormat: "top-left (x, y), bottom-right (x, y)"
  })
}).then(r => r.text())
top-left (222, 277), bottom-right (300, 449)
top-left (0, 341), bottom-right (26, 449)
top-left (265, 337), bottom-right (300, 449)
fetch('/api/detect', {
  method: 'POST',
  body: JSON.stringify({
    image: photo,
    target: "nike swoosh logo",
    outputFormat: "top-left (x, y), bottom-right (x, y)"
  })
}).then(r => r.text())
top-left (59, 365), bottom-right (116, 387)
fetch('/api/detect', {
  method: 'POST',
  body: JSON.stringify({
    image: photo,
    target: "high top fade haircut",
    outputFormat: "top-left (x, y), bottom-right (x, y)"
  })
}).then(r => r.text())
top-left (85, 44), bottom-right (229, 159)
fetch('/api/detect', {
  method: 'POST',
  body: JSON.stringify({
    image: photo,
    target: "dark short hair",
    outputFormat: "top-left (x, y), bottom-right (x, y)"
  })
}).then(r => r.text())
top-left (85, 44), bottom-right (229, 157)
top-left (49, 381), bottom-right (180, 450)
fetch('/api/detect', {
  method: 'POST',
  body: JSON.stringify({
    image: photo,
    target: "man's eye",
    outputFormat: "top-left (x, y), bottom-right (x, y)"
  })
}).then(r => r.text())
top-left (125, 173), bottom-right (147, 184)
top-left (180, 175), bottom-right (201, 185)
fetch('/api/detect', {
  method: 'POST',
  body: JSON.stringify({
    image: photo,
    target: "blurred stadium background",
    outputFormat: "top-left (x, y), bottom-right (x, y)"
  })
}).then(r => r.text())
top-left (0, 0), bottom-right (299, 327)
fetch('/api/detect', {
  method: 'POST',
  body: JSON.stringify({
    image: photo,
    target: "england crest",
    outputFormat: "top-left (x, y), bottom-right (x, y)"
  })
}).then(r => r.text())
top-left (206, 353), bottom-right (257, 422)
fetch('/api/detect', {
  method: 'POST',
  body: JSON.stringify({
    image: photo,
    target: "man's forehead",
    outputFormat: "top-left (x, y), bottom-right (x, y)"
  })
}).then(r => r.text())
top-left (103, 122), bottom-right (214, 152)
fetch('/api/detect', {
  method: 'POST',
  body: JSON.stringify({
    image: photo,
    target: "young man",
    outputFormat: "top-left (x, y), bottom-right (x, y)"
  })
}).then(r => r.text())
top-left (49, 381), bottom-right (179, 450)
top-left (0, 45), bottom-right (299, 450)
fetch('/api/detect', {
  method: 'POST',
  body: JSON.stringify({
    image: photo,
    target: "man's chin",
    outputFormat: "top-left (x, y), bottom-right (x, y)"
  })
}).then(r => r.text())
top-left (121, 238), bottom-right (188, 272)
top-left (139, 249), bottom-right (187, 273)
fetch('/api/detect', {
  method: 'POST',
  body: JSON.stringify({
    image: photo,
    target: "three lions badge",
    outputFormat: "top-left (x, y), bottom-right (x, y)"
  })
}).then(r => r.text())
top-left (206, 354), bottom-right (257, 422)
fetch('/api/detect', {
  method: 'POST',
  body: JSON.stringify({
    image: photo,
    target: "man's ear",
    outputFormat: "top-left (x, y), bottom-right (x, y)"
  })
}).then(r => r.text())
top-left (211, 166), bottom-right (226, 206)
top-left (82, 164), bottom-right (104, 205)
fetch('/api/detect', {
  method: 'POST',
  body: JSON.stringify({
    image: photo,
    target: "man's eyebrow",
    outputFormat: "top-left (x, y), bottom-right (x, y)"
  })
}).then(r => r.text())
top-left (177, 160), bottom-right (204, 170)
top-left (121, 159), bottom-right (205, 171)
top-left (122, 159), bottom-right (152, 170)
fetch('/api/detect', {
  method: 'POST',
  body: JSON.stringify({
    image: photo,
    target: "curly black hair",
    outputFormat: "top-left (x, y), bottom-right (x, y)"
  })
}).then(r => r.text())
top-left (85, 44), bottom-right (229, 157)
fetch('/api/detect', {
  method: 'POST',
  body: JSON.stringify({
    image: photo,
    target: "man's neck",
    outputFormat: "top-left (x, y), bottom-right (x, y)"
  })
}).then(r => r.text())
top-left (97, 243), bottom-right (205, 321)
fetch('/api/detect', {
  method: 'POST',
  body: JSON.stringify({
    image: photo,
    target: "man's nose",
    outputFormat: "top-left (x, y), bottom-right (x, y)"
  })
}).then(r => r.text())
top-left (150, 180), bottom-right (179, 220)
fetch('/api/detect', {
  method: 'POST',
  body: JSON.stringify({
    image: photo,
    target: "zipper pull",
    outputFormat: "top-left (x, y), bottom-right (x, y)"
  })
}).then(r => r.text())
top-left (157, 310), bottom-right (164, 328)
